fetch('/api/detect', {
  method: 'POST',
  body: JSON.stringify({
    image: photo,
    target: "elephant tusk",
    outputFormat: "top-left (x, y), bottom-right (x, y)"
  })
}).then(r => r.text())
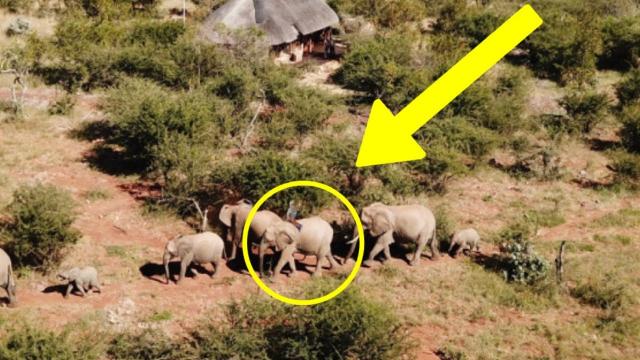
top-left (346, 236), bottom-right (359, 245)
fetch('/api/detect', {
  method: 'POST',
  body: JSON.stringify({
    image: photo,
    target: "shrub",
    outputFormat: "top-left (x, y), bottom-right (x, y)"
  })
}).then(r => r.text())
top-left (559, 89), bottom-right (609, 133)
top-left (103, 78), bottom-right (233, 171)
top-left (2, 184), bottom-right (80, 271)
top-left (107, 330), bottom-right (194, 360)
top-left (334, 33), bottom-right (429, 111)
top-left (453, 11), bottom-right (503, 47)
top-left (524, 1), bottom-right (603, 84)
top-left (48, 93), bottom-right (76, 115)
top-left (599, 16), bottom-right (640, 71)
top-left (571, 274), bottom-right (630, 311)
top-left (195, 280), bottom-right (415, 359)
top-left (499, 238), bottom-right (550, 285)
top-left (620, 104), bottom-right (640, 153)
top-left (406, 145), bottom-right (468, 193)
top-left (209, 152), bottom-right (330, 213)
top-left (608, 151), bottom-right (640, 188)
top-left (418, 116), bottom-right (498, 158)
top-left (0, 325), bottom-right (99, 360)
top-left (328, 0), bottom-right (427, 28)
top-left (616, 69), bottom-right (640, 107)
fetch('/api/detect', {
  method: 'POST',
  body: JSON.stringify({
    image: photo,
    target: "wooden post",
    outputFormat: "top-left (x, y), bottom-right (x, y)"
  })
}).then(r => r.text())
top-left (555, 241), bottom-right (566, 284)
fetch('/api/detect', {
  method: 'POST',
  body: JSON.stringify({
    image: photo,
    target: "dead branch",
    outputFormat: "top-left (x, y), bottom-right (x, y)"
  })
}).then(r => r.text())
top-left (555, 241), bottom-right (566, 284)
top-left (240, 89), bottom-right (266, 151)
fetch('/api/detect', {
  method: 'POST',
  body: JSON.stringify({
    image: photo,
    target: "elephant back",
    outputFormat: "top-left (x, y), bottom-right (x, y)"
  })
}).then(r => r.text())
top-left (296, 217), bottom-right (333, 254)
top-left (192, 232), bottom-right (224, 262)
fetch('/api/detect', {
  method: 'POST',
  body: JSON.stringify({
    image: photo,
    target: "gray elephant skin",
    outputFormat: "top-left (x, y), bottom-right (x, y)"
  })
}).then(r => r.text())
top-left (219, 200), bottom-right (281, 261)
top-left (58, 266), bottom-right (101, 298)
top-left (163, 232), bottom-right (225, 284)
top-left (346, 203), bottom-right (438, 266)
top-left (448, 228), bottom-right (481, 257)
top-left (0, 248), bottom-right (17, 307)
top-left (260, 217), bottom-right (339, 278)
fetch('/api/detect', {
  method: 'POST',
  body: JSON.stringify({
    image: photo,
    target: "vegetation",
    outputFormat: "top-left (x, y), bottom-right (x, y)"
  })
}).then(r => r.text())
top-left (1, 184), bottom-right (80, 271)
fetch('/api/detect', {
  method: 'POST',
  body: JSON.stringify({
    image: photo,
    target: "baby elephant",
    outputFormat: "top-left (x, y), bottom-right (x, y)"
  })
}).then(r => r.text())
top-left (57, 266), bottom-right (101, 298)
top-left (448, 229), bottom-right (481, 257)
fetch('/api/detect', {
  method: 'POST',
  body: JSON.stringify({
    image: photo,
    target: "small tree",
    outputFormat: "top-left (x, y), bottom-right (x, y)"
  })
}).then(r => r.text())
top-left (560, 89), bottom-right (609, 134)
top-left (3, 184), bottom-right (80, 271)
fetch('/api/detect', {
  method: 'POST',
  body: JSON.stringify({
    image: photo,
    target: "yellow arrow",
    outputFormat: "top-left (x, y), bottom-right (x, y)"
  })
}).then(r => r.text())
top-left (355, 5), bottom-right (543, 167)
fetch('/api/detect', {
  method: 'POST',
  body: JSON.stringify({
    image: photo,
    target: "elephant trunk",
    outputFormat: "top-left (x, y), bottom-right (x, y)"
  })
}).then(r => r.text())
top-left (259, 240), bottom-right (268, 278)
top-left (162, 252), bottom-right (172, 284)
top-left (344, 225), bottom-right (359, 264)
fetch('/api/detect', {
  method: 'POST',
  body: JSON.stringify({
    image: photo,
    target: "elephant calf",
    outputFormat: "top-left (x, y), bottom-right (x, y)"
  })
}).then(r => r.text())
top-left (0, 248), bottom-right (17, 307)
top-left (163, 232), bottom-right (225, 284)
top-left (58, 266), bottom-right (101, 298)
top-left (448, 228), bottom-right (481, 257)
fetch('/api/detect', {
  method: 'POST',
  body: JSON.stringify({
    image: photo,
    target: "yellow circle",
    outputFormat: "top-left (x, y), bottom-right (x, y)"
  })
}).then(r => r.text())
top-left (241, 180), bottom-right (365, 306)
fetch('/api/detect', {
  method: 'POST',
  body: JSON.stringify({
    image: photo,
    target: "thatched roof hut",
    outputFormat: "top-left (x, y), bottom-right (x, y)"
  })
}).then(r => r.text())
top-left (201, 0), bottom-right (339, 47)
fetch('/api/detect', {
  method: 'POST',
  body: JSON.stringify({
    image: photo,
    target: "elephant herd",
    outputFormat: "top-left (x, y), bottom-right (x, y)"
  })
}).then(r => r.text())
top-left (0, 200), bottom-right (482, 306)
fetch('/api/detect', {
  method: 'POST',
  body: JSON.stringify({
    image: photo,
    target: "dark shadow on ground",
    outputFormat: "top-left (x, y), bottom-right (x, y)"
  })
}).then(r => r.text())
top-left (42, 284), bottom-right (68, 298)
top-left (139, 262), bottom-right (197, 284)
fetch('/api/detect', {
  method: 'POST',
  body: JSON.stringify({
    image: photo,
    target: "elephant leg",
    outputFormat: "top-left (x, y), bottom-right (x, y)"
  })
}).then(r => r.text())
top-left (383, 245), bottom-right (392, 262)
top-left (411, 233), bottom-right (429, 266)
top-left (211, 259), bottom-right (220, 278)
top-left (429, 231), bottom-right (440, 260)
top-left (93, 284), bottom-right (102, 293)
top-left (77, 284), bottom-right (87, 297)
top-left (273, 246), bottom-right (296, 277)
top-left (365, 243), bottom-right (385, 267)
top-left (178, 253), bottom-right (194, 284)
top-left (230, 244), bottom-right (237, 261)
top-left (287, 255), bottom-right (297, 277)
top-left (313, 254), bottom-right (326, 277)
top-left (64, 283), bottom-right (73, 298)
top-left (327, 253), bottom-right (340, 269)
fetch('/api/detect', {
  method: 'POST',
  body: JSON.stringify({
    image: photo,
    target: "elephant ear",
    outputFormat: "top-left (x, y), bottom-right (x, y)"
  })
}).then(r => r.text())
top-left (371, 210), bottom-right (394, 237)
top-left (275, 223), bottom-right (298, 251)
top-left (219, 205), bottom-right (233, 227)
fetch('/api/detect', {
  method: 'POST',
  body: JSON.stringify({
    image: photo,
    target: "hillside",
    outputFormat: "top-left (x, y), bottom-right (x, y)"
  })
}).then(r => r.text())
top-left (0, 1), bottom-right (639, 359)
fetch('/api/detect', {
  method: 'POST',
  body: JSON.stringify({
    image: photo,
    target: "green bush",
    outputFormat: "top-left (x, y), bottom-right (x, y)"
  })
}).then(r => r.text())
top-left (328, 0), bottom-right (427, 28)
top-left (195, 281), bottom-right (415, 360)
top-left (444, 69), bottom-right (527, 134)
top-left (600, 16), bottom-right (640, 71)
top-left (620, 104), bottom-right (640, 153)
top-left (524, 1), bottom-right (603, 84)
top-left (559, 89), bottom-right (609, 134)
top-left (571, 274), bottom-right (630, 311)
top-left (102, 78), bottom-right (233, 171)
top-left (616, 69), bottom-right (640, 107)
top-left (107, 330), bottom-right (194, 360)
top-left (609, 151), bottom-right (640, 187)
top-left (2, 184), bottom-right (80, 271)
top-left (499, 238), bottom-right (550, 285)
top-left (210, 152), bottom-right (330, 213)
top-left (418, 116), bottom-right (498, 158)
top-left (0, 325), bottom-right (99, 360)
top-left (48, 93), bottom-right (76, 115)
top-left (452, 11), bottom-right (503, 47)
top-left (334, 33), bottom-right (429, 111)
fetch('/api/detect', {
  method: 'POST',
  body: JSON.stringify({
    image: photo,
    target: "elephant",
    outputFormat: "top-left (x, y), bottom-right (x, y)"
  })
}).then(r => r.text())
top-left (219, 199), bottom-right (282, 261)
top-left (259, 217), bottom-right (339, 279)
top-left (0, 248), bottom-right (16, 307)
top-left (57, 266), bottom-right (101, 298)
top-left (345, 203), bottom-right (438, 267)
top-left (163, 232), bottom-right (225, 284)
top-left (448, 228), bottom-right (481, 257)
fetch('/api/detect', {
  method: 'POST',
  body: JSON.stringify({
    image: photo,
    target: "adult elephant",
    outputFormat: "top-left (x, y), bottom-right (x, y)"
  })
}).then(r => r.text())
top-left (0, 248), bottom-right (16, 307)
top-left (219, 200), bottom-right (281, 261)
top-left (259, 217), bottom-right (339, 279)
top-left (345, 203), bottom-right (438, 267)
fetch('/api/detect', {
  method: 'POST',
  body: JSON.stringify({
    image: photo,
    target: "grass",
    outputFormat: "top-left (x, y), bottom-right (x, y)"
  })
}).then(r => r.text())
top-left (593, 208), bottom-right (640, 228)
top-left (83, 189), bottom-right (111, 201)
top-left (147, 310), bottom-right (172, 322)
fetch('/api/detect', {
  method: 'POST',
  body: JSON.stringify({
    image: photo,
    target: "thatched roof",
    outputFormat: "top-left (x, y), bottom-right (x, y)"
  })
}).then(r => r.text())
top-left (201, 0), bottom-right (339, 46)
